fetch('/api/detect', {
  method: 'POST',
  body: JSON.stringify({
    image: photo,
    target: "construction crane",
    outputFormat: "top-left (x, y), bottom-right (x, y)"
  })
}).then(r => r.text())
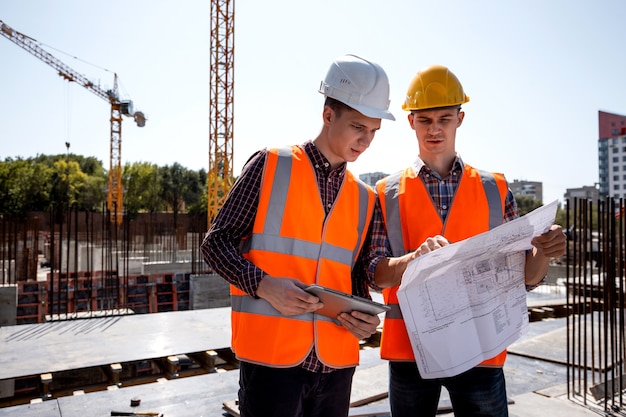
top-left (0, 19), bottom-right (146, 223)
top-left (208, 0), bottom-right (235, 225)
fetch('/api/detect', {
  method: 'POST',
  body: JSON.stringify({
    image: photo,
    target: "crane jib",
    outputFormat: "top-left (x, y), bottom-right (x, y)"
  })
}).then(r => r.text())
top-left (0, 18), bottom-right (146, 224)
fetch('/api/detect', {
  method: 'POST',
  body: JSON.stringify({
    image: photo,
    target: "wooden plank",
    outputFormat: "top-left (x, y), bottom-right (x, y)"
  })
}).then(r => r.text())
top-left (224, 399), bottom-right (391, 417)
top-left (0, 308), bottom-right (232, 380)
top-left (222, 399), bottom-right (240, 417)
top-left (348, 403), bottom-right (390, 417)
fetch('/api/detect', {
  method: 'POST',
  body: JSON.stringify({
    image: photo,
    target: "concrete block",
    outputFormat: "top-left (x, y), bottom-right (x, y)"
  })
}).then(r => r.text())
top-left (189, 274), bottom-right (230, 310)
top-left (0, 285), bottom-right (17, 326)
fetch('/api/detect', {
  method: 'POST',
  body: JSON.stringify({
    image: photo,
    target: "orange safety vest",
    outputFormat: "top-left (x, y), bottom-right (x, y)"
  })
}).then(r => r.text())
top-left (232, 145), bottom-right (375, 368)
top-left (377, 164), bottom-right (510, 367)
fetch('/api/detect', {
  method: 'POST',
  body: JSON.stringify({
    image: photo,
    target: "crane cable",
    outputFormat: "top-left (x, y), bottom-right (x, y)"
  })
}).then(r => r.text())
top-left (64, 82), bottom-right (71, 153)
top-left (39, 39), bottom-right (135, 110)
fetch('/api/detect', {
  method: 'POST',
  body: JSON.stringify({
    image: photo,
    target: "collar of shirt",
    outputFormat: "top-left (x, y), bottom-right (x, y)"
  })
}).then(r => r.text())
top-left (303, 141), bottom-right (346, 215)
top-left (413, 154), bottom-right (465, 222)
top-left (413, 154), bottom-right (465, 180)
top-left (303, 141), bottom-right (347, 179)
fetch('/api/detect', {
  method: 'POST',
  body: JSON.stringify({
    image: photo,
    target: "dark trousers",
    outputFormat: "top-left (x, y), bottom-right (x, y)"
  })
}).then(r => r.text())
top-left (389, 361), bottom-right (508, 417)
top-left (238, 361), bottom-right (356, 417)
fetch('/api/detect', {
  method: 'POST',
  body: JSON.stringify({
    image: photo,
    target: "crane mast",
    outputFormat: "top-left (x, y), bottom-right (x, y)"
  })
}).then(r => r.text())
top-left (208, 0), bottom-right (235, 225)
top-left (0, 19), bottom-right (145, 223)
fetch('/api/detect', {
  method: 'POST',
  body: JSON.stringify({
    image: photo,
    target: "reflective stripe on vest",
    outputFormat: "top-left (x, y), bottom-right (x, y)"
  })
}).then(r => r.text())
top-left (240, 148), bottom-right (370, 268)
top-left (230, 294), bottom-right (341, 325)
top-left (232, 145), bottom-right (375, 368)
top-left (383, 167), bottom-right (504, 256)
top-left (378, 164), bottom-right (509, 364)
top-left (476, 169), bottom-right (505, 231)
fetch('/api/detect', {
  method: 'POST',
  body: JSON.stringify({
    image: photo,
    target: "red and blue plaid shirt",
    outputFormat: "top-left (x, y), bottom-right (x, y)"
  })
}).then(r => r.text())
top-left (362, 155), bottom-right (521, 288)
top-left (201, 141), bottom-right (372, 373)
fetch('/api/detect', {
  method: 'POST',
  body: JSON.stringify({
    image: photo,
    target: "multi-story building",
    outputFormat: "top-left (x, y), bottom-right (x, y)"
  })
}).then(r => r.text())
top-left (509, 179), bottom-right (543, 203)
top-left (563, 185), bottom-right (599, 203)
top-left (359, 171), bottom-right (387, 187)
top-left (598, 110), bottom-right (626, 199)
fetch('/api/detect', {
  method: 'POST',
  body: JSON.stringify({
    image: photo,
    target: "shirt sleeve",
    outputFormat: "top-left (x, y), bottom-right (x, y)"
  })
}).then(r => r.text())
top-left (361, 198), bottom-right (393, 291)
top-left (503, 189), bottom-right (519, 222)
top-left (200, 149), bottom-right (268, 297)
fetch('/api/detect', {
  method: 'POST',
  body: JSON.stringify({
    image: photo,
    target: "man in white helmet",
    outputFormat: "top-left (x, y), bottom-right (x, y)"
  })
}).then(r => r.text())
top-left (201, 54), bottom-right (395, 417)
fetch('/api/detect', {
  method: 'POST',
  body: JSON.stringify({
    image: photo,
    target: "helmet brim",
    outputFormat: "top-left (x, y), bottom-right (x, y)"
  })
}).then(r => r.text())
top-left (350, 103), bottom-right (396, 121)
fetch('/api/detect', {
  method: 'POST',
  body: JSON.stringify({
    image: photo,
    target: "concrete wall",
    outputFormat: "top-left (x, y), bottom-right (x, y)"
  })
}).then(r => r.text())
top-left (189, 274), bottom-right (230, 309)
top-left (0, 285), bottom-right (17, 326)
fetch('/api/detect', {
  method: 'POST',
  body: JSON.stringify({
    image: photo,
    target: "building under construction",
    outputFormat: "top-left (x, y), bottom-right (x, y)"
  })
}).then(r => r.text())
top-left (1, 1), bottom-right (626, 415)
top-left (1, 194), bottom-right (626, 417)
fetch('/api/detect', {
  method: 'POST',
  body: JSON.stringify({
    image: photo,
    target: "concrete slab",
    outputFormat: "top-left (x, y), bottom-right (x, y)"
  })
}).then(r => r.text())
top-left (54, 372), bottom-right (241, 417)
top-left (0, 306), bottom-right (617, 417)
top-left (0, 399), bottom-right (60, 417)
top-left (508, 390), bottom-right (600, 417)
top-left (0, 308), bottom-right (232, 380)
top-left (509, 314), bottom-right (616, 372)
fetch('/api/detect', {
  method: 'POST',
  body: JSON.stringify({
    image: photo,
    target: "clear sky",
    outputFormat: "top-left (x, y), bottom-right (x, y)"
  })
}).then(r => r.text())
top-left (1, 0), bottom-right (625, 206)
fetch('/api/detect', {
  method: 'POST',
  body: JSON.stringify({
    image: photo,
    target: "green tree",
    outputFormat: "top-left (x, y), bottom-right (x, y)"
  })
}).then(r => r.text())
top-left (514, 195), bottom-right (542, 216)
top-left (49, 160), bottom-right (88, 208)
top-left (0, 157), bottom-right (54, 216)
top-left (1, 153), bottom-right (210, 219)
top-left (184, 168), bottom-right (207, 216)
top-left (159, 163), bottom-right (189, 261)
top-left (554, 203), bottom-right (567, 228)
top-left (32, 154), bottom-right (106, 211)
top-left (513, 195), bottom-right (568, 227)
top-left (123, 162), bottom-right (163, 217)
top-left (160, 164), bottom-right (182, 216)
top-left (80, 174), bottom-right (106, 211)
top-left (159, 163), bottom-right (206, 219)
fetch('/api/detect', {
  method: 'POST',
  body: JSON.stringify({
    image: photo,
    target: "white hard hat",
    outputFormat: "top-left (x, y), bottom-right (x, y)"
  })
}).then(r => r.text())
top-left (319, 54), bottom-right (395, 121)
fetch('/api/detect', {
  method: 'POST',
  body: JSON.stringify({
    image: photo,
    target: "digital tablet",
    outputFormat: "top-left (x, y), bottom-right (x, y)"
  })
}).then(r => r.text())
top-left (304, 284), bottom-right (390, 319)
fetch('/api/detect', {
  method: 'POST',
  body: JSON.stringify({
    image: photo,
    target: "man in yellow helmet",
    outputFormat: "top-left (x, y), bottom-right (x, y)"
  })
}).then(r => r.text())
top-left (361, 65), bottom-right (566, 416)
top-left (201, 54), bottom-right (395, 417)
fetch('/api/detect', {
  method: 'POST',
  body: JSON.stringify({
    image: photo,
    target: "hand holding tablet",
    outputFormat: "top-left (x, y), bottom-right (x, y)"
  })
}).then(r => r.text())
top-left (304, 284), bottom-right (390, 319)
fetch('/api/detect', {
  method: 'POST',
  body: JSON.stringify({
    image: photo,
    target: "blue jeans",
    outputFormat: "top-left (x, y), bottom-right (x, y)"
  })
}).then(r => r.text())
top-left (238, 361), bottom-right (355, 417)
top-left (389, 362), bottom-right (508, 417)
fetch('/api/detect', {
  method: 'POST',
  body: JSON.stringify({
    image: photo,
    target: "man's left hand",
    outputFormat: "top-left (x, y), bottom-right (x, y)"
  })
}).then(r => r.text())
top-left (531, 224), bottom-right (567, 258)
top-left (337, 310), bottom-right (381, 340)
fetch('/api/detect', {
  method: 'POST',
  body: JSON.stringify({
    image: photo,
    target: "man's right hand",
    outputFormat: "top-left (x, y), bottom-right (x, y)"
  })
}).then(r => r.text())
top-left (256, 276), bottom-right (323, 316)
top-left (375, 234), bottom-right (450, 289)
top-left (416, 234), bottom-right (449, 256)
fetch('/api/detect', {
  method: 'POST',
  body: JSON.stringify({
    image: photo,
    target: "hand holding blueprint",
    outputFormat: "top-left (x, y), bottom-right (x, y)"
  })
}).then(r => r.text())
top-left (397, 200), bottom-right (558, 379)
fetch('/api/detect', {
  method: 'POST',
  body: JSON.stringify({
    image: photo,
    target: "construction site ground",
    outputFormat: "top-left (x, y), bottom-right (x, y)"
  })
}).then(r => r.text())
top-left (0, 287), bottom-right (615, 417)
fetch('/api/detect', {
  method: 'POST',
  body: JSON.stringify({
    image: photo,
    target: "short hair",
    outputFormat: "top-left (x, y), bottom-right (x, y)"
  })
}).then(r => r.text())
top-left (411, 104), bottom-right (462, 115)
top-left (324, 96), bottom-right (353, 117)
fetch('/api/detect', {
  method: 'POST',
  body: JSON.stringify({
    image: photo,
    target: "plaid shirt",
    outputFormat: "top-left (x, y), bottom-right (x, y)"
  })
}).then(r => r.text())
top-left (200, 141), bottom-right (372, 373)
top-left (363, 155), bottom-right (521, 287)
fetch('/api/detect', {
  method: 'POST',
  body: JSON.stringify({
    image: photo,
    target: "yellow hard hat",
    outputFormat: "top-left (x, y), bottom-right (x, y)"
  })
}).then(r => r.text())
top-left (402, 65), bottom-right (469, 111)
